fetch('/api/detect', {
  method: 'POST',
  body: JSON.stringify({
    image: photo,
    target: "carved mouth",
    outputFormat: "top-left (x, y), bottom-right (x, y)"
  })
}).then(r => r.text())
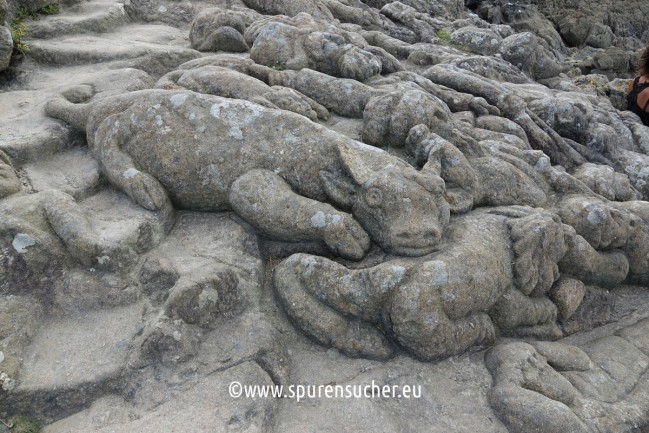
top-left (388, 244), bottom-right (438, 257)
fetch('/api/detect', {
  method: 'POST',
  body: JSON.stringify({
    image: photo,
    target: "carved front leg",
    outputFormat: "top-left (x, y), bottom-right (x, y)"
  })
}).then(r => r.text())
top-left (94, 114), bottom-right (171, 212)
top-left (273, 254), bottom-right (394, 359)
top-left (229, 169), bottom-right (370, 260)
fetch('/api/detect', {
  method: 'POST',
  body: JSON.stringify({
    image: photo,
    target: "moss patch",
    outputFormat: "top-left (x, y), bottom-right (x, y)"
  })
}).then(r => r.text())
top-left (11, 3), bottom-right (61, 54)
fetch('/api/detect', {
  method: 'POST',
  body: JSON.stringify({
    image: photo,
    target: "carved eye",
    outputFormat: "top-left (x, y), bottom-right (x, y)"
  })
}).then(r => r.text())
top-left (364, 187), bottom-right (383, 208)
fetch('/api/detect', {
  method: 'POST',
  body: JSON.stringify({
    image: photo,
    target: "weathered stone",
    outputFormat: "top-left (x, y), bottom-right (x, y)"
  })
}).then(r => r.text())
top-left (498, 32), bottom-right (562, 80)
top-left (450, 26), bottom-right (502, 55)
top-left (487, 319), bottom-right (649, 433)
top-left (274, 209), bottom-right (574, 361)
top-left (572, 163), bottom-right (639, 201)
top-left (0, 25), bottom-right (10, 72)
top-left (189, 8), bottom-right (249, 53)
top-left (249, 21), bottom-right (382, 81)
top-left (47, 89), bottom-right (449, 259)
top-left (241, 0), bottom-right (333, 20)
top-left (362, 89), bottom-right (452, 148)
top-left (156, 65), bottom-right (328, 121)
top-left (549, 277), bottom-right (586, 320)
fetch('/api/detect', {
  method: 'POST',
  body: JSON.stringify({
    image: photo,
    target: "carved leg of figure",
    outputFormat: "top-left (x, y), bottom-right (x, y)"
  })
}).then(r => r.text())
top-left (485, 342), bottom-right (590, 433)
top-left (40, 190), bottom-right (136, 269)
top-left (383, 281), bottom-right (496, 361)
top-left (489, 288), bottom-right (561, 339)
top-left (93, 114), bottom-right (171, 213)
top-left (560, 234), bottom-right (629, 288)
top-left (273, 254), bottom-right (394, 359)
top-left (230, 169), bottom-right (370, 260)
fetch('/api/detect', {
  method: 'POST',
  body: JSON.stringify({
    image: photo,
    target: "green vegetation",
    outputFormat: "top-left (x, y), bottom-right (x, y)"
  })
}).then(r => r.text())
top-left (10, 3), bottom-right (61, 53)
top-left (435, 29), bottom-right (451, 41)
top-left (268, 63), bottom-right (285, 71)
top-left (6, 415), bottom-right (42, 433)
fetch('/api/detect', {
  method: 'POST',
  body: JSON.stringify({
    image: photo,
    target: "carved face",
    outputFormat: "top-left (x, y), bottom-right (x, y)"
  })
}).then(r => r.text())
top-left (0, 153), bottom-right (21, 199)
top-left (351, 167), bottom-right (450, 256)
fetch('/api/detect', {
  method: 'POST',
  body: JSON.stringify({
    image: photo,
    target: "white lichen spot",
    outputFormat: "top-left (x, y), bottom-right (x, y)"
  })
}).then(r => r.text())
top-left (155, 115), bottom-right (163, 127)
top-left (123, 168), bottom-right (140, 179)
top-left (97, 255), bottom-right (110, 265)
top-left (229, 126), bottom-right (244, 140)
top-left (329, 214), bottom-right (342, 225)
top-left (12, 233), bottom-right (36, 253)
top-left (348, 140), bottom-right (385, 154)
top-left (0, 372), bottom-right (14, 391)
top-left (300, 256), bottom-right (318, 276)
top-left (158, 5), bottom-right (167, 13)
top-left (311, 211), bottom-right (326, 228)
top-left (423, 260), bottom-right (449, 286)
top-left (210, 101), bottom-right (227, 118)
top-left (170, 93), bottom-right (188, 108)
top-left (587, 207), bottom-right (604, 226)
top-left (390, 265), bottom-right (406, 280)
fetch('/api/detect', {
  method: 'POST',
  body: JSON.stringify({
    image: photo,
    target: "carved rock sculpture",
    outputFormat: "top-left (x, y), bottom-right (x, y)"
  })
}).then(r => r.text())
top-left (46, 89), bottom-right (449, 260)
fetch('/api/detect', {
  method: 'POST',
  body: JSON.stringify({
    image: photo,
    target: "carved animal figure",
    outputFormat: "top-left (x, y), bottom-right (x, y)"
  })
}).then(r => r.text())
top-left (273, 205), bottom-right (635, 361)
top-left (46, 88), bottom-right (449, 260)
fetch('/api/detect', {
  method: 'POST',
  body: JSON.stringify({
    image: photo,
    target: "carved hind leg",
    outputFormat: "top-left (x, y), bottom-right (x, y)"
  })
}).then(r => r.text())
top-left (273, 253), bottom-right (394, 359)
top-left (229, 169), bottom-right (370, 260)
top-left (383, 282), bottom-right (496, 361)
top-left (40, 189), bottom-right (136, 269)
top-left (490, 288), bottom-right (562, 339)
top-left (560, 234), bottom-right (629, 288)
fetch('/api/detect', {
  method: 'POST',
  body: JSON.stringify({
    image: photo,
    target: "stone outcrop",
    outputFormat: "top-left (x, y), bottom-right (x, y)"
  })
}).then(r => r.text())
top-left (1, 0), bottom-right (649, 431)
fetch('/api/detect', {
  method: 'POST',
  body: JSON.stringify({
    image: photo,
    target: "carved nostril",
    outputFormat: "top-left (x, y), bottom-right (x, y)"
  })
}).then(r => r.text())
top-left (426, 227), bottom-right (441, 242)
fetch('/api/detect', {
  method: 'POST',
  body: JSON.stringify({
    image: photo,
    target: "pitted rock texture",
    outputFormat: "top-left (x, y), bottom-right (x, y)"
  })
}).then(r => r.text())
top-left (2, 0), bottom-right (649, 432)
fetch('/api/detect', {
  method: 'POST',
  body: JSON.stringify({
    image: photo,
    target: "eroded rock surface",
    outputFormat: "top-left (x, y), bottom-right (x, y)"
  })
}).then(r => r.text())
top-left (2, 0), bottom-right (649, 431)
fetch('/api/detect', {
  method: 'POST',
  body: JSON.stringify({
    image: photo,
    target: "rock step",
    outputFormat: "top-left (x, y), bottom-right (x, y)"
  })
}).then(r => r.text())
top-left (24, 24), bottom-right (200, 76)
top-left (80, 189), bottom-right (170, 256)
top-left (23, 146), bottom-right (102, 200)
top-left (42, 362), bottom-right (276, 433)
top-left (1, 303), bottom-right (144, 423)
top-left (25, 0), bottom-right (130, 39)
top-left (0, 90), bottom-right (81, 165)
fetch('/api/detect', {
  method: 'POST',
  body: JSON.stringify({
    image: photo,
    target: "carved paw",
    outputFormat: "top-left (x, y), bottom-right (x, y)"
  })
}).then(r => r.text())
top-left (125, 170), bottom-right (169, 211)
top-left (165, 269), bottom-right (241, 327)
top-left (321, 214), bottom-right (371, 260)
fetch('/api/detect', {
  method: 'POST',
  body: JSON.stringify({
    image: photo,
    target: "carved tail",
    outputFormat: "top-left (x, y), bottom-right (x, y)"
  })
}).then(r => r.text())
top-left (45, 89), bottom-right (93, 131)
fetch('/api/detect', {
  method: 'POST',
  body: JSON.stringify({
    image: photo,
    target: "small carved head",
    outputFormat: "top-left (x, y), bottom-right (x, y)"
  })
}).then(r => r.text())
top-left (321, 144), bottom-right (450, 256)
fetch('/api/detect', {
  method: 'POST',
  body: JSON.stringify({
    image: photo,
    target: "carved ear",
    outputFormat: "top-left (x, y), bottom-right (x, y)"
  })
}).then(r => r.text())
top-left (421, 141), bottom-right (476, 214)
top-left (338, 145), bottom-right (374, 185)
top-left (319, 170), bottom-right (357, 209)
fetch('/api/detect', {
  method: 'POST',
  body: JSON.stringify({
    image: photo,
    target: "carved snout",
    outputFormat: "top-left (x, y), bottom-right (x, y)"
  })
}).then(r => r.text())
top-left (386, 223), bottom-right (443, 257)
